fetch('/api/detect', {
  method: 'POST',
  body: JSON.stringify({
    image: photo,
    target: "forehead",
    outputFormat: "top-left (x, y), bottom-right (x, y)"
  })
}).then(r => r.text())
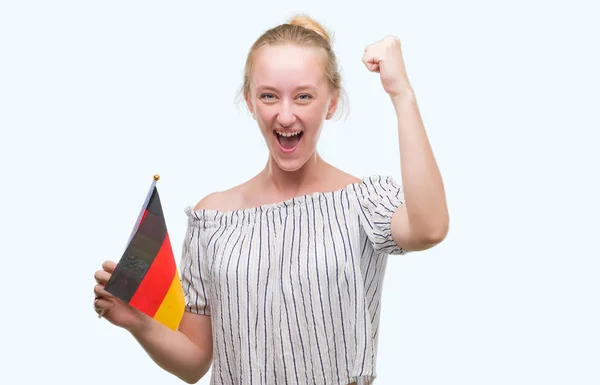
top-left (251, 44), bottom-right (327, 88)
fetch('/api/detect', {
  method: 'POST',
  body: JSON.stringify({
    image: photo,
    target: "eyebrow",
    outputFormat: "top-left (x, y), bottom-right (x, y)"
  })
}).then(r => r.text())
top-left (256, 84), bottom-right (318, 93)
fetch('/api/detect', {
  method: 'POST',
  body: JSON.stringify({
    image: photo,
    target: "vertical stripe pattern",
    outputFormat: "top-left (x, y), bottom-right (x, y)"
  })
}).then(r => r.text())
top-left (180, 175), bottom-right (407, 385)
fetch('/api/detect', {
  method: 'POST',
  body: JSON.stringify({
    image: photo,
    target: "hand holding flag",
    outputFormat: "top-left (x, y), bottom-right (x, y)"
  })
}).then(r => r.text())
top-left (95, 175), bottom-right (185, 332)
top-left (94, 261), bottom-right (147, 330)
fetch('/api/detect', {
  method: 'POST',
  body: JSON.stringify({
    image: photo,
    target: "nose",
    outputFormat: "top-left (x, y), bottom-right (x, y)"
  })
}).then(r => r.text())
top-left (276, 102), bottom-right (297, 127)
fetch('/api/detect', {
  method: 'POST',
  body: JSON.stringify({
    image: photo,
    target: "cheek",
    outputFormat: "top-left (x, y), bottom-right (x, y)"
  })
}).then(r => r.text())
top-left (302, 105), bottom-right (328, 127)
top-left (255, 108), bottom-right (275, 139)
top-left (256, 106), bottom-right (274, 124)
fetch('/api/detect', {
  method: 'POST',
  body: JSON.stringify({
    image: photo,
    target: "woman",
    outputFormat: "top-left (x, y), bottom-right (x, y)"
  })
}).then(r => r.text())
top-left (93, 15), bottom-right (448, 385)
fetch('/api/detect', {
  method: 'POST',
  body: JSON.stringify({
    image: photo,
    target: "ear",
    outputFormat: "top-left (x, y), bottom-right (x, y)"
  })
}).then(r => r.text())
top-left (325, 92), bottom-right (339, 120)
top-left (244, 92), bottom-right (256, 119)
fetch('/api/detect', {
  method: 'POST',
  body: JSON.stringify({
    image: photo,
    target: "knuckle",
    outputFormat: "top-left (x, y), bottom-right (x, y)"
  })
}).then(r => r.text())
top-left (384, 35), bottom-right (401, 46)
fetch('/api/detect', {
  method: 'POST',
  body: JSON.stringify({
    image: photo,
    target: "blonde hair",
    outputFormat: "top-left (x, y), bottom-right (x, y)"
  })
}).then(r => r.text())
top-left (240, 15), bottom-right (347, 119)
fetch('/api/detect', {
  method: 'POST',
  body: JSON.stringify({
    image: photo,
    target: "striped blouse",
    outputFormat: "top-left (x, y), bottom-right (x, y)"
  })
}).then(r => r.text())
top-left (180, 175), bottom-right (407, 385)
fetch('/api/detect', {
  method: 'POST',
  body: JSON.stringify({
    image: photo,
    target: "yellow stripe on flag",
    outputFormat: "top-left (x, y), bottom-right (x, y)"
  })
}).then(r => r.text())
top-left (153, 270), bottom-right (185, 331)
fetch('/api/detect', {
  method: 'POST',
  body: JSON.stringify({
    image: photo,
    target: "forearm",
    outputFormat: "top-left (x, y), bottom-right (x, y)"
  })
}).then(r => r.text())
top-left (129, 320), bottom-right (211, 384)
top-left (392, 90), bottom-right (449, 240)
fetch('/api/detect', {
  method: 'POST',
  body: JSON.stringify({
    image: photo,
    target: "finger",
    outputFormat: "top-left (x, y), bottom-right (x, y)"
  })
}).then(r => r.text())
top-left (362, 57), bottom-right (380, 72)
top-left (94, 297), bottom-right (115, 313)
top-left (94, 270), bottom-right (111, 284)
top-left (361, 51), bottom-right (369, 64)
top-left (94, 283), bottom-right (112, 299)
top-left (362, 51), bottom-right (380, 71)
top-left (102, 260), bottom-right (117, 273)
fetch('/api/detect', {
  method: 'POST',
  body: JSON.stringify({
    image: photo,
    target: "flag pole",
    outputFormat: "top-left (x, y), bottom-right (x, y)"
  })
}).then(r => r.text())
top-left (125, 174), bottom-right (160, 248)
top-left (98, 174), bottom-right (161, 320)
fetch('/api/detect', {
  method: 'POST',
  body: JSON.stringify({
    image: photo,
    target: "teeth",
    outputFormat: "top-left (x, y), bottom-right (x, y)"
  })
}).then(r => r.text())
top-left (276, 130), bottom-right (302, 137)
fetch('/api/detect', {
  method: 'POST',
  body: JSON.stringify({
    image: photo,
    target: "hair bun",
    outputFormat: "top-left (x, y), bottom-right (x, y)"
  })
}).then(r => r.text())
top-left (288, 15), bottom-right (331, 43)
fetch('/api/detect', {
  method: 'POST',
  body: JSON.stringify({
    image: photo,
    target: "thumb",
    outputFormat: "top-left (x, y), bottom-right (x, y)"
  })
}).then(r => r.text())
top-left (362, 52), bottom-right (381, 73)
top-left (366, 62), bottom-right (380, 72)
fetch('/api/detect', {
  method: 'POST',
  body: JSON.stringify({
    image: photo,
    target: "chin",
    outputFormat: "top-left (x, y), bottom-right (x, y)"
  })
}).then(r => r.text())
top-left (271, 155), bottom-right (308, 173)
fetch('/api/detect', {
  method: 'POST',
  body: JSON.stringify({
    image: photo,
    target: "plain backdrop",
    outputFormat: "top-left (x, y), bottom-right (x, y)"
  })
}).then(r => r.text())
top-left (1, 0), bottom-right (599, 384)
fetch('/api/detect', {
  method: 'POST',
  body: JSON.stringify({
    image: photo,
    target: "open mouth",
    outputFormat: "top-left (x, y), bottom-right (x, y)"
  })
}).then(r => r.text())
top-left (274, 130), bottom-right (304, 152)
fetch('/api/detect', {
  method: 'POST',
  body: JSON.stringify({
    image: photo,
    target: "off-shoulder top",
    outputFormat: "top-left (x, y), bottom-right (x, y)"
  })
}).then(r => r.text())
top-left (180, 175), bottom-right (407, 385)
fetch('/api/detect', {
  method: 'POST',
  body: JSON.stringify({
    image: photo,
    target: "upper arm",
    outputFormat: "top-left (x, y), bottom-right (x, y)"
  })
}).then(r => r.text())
top-left (352, 175), bottom-right (445, 254)
top-left (390, 204), bottom-right (447, 252)
top-left (177, 194), bottom-right (221, 371)
top-left (352, 176), bottom-right (408, 255)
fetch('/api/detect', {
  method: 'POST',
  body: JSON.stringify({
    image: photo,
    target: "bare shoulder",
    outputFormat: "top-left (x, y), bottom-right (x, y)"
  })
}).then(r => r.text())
top-left (323, 165), bottom-right (362, 189)
top-left (193, 191), bottom-right (227, 211)
top-left (341, 172), bottom-right (362, 186)
top-left (193, 182), bottom-right (250, 212)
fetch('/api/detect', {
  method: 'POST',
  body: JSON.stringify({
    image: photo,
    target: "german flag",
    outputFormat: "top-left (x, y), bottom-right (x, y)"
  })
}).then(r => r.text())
top-left (104, 175), bottom-right (185, 331)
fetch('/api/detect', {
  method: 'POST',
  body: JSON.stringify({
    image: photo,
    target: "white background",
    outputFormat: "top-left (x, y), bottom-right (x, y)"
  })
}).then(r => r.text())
top-left (1, 0), bottom-right (599, 384)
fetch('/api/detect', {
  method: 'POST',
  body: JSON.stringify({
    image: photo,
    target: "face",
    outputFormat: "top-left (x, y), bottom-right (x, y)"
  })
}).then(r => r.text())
top-left (245, 44), bottom-right (338, 172)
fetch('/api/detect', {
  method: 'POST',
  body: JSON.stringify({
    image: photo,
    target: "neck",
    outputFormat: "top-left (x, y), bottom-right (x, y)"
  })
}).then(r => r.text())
top-left (261, 152), bottom-right (328, 198)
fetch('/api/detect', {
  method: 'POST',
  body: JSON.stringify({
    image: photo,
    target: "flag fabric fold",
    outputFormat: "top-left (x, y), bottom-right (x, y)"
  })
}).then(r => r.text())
top-left (104, 176), bottom-right (185, 331)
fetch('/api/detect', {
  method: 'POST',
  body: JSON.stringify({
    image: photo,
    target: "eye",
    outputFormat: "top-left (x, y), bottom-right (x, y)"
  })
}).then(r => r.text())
top-left (259, 93), bottom-right (276, 100)
top-left (297, 94), bottom-right (313, 101)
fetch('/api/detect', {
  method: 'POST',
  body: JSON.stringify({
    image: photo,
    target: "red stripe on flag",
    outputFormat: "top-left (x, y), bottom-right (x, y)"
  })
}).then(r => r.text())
top-left (129, 231), bottom-right (176, 317)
